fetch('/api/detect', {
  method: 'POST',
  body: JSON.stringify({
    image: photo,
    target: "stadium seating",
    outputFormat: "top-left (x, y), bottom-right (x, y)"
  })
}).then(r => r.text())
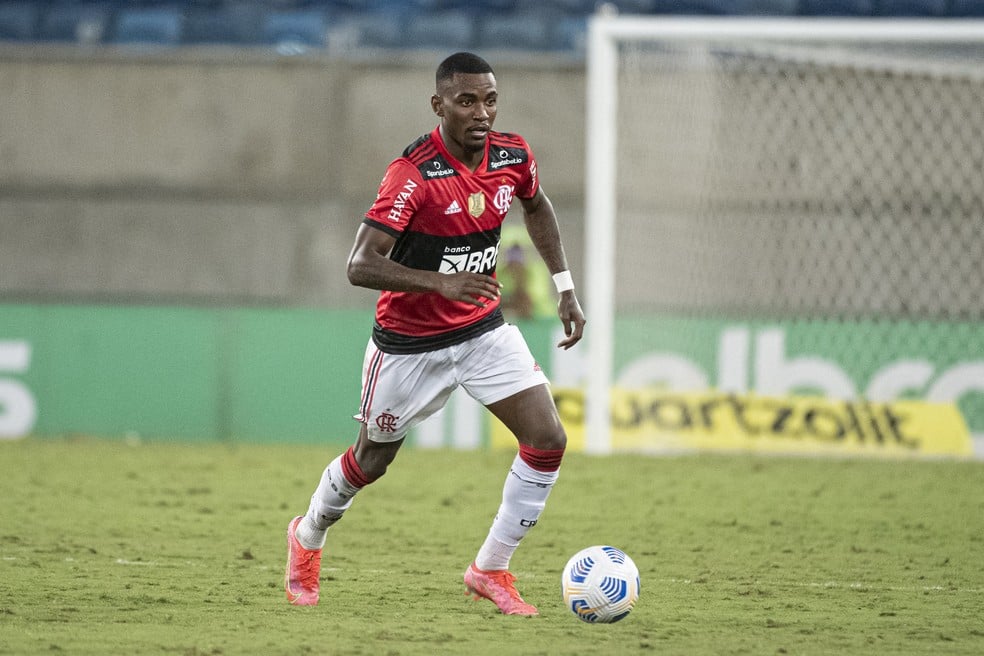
top-left (326, 9), bottom-right (405, 49)
top-left (949, 0), bottom-right (984, 15)
top-left (0, 2), bottom-right (41, 41)
top-left (540, 0), bottom-right (599, 14)
top-left (476, 10), bottom-right (555, 50)
top-left (1, 0), bottom-right (982, 54)
top-left (403, 8), bottom-right (476, 50)
top-left (261, 8), bottom-right (328, 49)
top-left (553, 14), bottom-right (588, 53)
top-left (37, 3), bottom-right (113, 44)
top-left (731, 0), bottom-right (799, 14)
top-left (182, 5), bottom-right (265, 45)
top-left (875, 0), bottom-right (948, 15)
top-left (647, 0), bottom-right (733, 14)
top-left (799, 0), bottom-right (876, 14)
top-left (111, 6), bottom-right (184, 46)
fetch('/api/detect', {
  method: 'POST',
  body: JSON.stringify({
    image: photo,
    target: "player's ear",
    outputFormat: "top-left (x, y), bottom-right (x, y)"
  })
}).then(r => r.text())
top-left (431, 94), bottom-right (444, 117)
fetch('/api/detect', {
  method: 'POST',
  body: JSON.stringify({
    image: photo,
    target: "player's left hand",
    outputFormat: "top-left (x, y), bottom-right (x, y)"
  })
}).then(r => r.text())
top-left (556, 292), bottom-right (585, 350)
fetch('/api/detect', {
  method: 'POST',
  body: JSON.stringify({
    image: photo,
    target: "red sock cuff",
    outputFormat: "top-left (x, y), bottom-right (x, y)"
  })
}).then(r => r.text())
top-left (341, 446), bottom-right (372, 488)
top-left (518, 444), bottom-right (565, 472)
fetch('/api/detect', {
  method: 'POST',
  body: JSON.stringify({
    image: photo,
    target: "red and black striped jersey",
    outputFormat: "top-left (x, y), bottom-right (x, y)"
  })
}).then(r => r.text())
top-left (363, 126), bottom-right (540, 353)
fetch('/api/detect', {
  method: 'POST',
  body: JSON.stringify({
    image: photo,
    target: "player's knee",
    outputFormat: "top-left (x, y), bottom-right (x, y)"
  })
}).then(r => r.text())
top-left (524, 425), bottom-right (567, 452)
top-left (543, 428), bottom-right (567, 451)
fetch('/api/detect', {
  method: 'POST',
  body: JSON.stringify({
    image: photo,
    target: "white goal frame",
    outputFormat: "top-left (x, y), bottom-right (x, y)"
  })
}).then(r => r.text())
top-left (583, 13), bottom-right (984, 454)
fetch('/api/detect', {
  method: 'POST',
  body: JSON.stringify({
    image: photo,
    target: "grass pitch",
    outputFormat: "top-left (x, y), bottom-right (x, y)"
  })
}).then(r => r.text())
top-left (1, 438), bottom-right (982, 656)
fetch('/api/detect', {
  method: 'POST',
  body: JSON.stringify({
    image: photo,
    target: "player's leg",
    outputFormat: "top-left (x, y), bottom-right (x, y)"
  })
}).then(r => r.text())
top-left (464, 384), bottom-right (566, 615)
top-left (459, 325), bottom-right (566, 615)
top-left (287, 426), bottom-right (405, 606)
top-left (479, 383), bottom-right (566, 567)
top-left (287, 342), bottom-right (453, 606)
top-left (296, 425), bottom-right (402, 543)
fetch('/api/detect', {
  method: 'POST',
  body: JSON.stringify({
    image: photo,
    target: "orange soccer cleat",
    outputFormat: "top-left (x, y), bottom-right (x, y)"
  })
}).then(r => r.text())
top-left (464, 562), bottom-right (538, 616)
top-left (285, 516), bottom-right (322, 606)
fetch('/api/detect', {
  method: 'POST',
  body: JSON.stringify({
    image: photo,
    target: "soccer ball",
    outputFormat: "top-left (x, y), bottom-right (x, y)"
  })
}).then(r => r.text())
top-left (561, 545), bottom-right (640, 623)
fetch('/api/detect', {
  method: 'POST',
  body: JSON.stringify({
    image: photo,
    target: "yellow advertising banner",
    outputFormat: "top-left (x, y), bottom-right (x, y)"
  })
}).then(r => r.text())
top-left (491, 388), bottom-right (973, 458)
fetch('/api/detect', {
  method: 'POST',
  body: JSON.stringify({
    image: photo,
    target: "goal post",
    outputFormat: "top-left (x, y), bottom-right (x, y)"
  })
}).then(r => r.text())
top-left (583, 13), bottom-right (984, 455)
top-left (584, 11), bottom-right (619, 455)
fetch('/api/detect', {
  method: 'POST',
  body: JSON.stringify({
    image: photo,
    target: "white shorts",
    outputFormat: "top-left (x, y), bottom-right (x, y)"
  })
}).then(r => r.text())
top-left (354, 323), bottom-right (549, 442)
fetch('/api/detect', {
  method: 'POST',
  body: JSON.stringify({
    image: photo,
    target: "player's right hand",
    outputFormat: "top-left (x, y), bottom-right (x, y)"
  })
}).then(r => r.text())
top-left (437, 272), bottom-right (501, 308)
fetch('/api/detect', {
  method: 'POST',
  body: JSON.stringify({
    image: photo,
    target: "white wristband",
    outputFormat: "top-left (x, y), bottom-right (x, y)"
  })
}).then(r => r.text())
top-left (552, 270), bottom-right (575, 293)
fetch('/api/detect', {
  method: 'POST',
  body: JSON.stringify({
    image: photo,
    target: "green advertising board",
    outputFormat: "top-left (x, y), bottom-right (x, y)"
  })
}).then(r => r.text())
top-left (616, 316), bottom-right (984, 433)
top-left (1, 303), bottom-right (981, 446)
top-left (0, 303), bottom-right (373, 444)
top-left (520, 314), bottom-right (984, 441)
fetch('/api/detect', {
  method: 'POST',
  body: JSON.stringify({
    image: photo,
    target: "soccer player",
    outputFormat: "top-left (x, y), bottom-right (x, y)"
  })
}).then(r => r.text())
top-left (285, 51), bottom-right (586, 616)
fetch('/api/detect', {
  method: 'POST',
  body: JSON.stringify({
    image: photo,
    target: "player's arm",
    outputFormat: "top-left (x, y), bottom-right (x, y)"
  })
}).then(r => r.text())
top-left (346, 223), bottom-right (501, 307)
top-left (519, 188), bottom-right (586, 350)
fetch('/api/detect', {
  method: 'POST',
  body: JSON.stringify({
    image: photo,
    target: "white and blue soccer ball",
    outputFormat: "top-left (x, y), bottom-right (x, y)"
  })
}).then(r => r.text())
top-left (561, 545), bottom-right (640, 623)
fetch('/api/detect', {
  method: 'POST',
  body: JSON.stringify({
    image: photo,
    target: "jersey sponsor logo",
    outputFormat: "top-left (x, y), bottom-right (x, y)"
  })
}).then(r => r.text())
top-left (445, 200), bottom-right (462, 215)
top-left (493, 185), bottom-right (515, 215)
top-left (419, 156), bottom-right (457, 179)
top-left (439, 243), bottom-right (499, 275)
top-left (388, 179), bottom-right (418, 222)
top-left (468, 192), bottom-right (485, 218)
top-left (488, 146), bottom-right (528, 170)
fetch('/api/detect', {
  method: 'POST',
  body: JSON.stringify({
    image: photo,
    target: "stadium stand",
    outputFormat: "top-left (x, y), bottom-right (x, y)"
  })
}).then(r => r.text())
top-left (540, 0), bottom-right (599, 13)
top-left (37, 2), bottom-right (113, 44)
top-left (553, 14), bottom-right (588, 53)
top-left (111, 6), bottom-right (184, 45)
top-left (181, 4), bottom-right (265, 45)
top-left (799, 0), bottom-right (876, 14)
top-left (0, 2), bottom-right (41, 41)
top-left (646, 0), bottom-right (732, 14)
top-left (261, 8), bottom-right (329, 49)
top-left (404, 8), bottom-right (476, 49)
top-left (875, 0), bottom-right (948, 15)
top-left (0, 0), bottom-right (982, 53)
top-left (731, 0), bottom-right (799, 14)
top-left (950, 0), bottom-right (984, 14)
top-left (326, 8), bottom-right (405, 49)
top-left (476, 10), bottom-right (555, 50)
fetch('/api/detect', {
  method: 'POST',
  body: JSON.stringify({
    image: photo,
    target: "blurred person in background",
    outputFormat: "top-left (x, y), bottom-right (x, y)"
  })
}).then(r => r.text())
top-left (498, 224), bottom-right (556, 321)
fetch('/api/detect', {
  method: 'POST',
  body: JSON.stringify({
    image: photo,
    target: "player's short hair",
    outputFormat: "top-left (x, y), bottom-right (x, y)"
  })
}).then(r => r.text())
top-left (436, 52), bottom-right (494, 86)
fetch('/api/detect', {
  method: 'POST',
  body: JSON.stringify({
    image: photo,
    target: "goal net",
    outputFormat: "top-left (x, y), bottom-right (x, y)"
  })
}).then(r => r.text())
top-left (583, 14), bottom-right (984, 455)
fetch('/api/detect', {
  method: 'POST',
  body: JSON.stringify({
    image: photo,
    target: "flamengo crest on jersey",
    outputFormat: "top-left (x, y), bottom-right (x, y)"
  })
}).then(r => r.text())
top-left (363, 127), bottom-right (539, 351)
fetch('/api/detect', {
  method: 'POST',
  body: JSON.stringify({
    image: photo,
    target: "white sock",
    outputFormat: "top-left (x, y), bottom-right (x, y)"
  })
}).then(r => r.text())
top-left (296, 455), bottom-right (361, 550)
top-left (474, 454), bottom-right (559, 571)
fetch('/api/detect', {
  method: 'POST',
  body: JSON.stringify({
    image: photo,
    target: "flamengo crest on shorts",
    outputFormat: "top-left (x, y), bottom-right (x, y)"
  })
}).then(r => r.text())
top-left (357, 324), bottom-right (549, 441)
